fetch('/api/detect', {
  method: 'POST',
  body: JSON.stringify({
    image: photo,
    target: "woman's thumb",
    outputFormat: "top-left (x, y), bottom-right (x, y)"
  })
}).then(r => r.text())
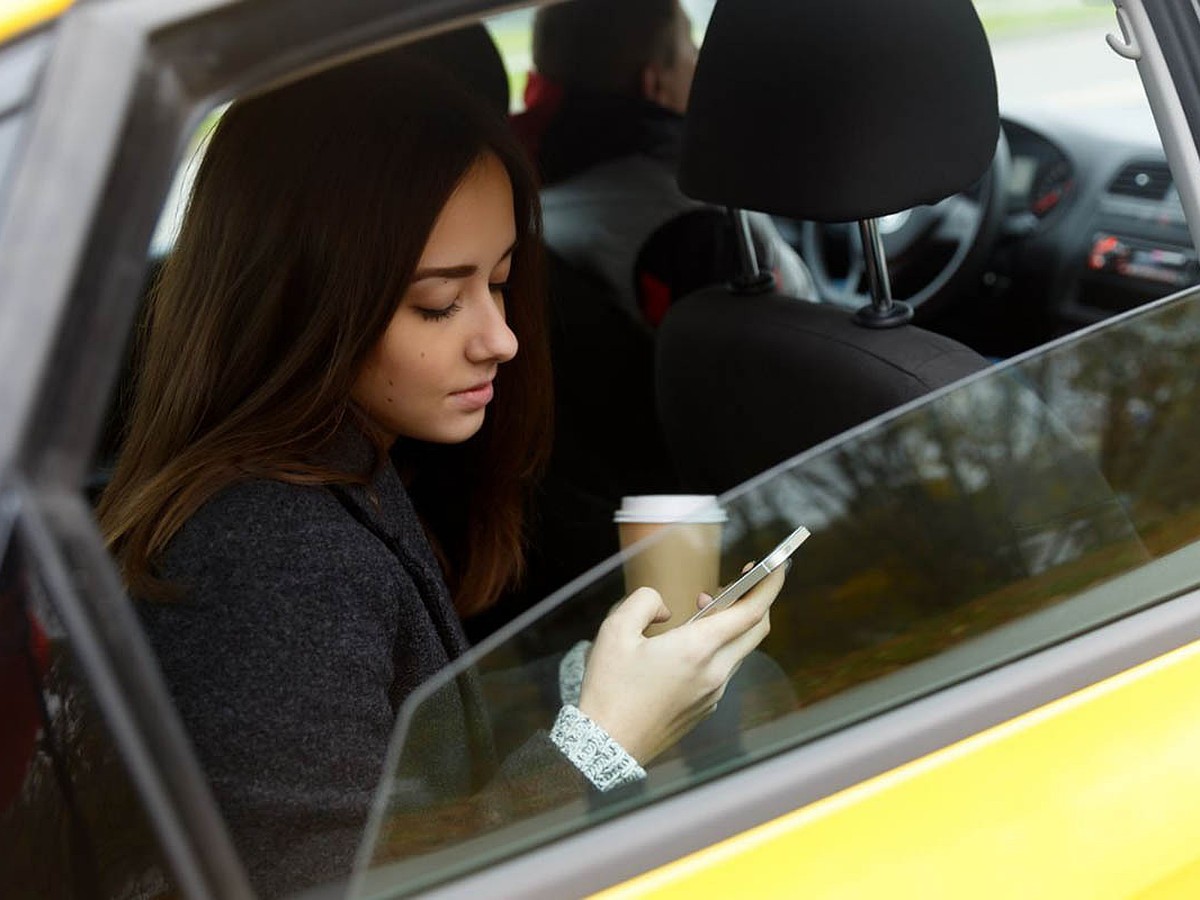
top-left (615, 586), bottom-right (671, 629)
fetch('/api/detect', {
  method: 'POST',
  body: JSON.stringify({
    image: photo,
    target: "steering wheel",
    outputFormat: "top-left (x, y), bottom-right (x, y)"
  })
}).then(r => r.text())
top-left (799, 131), bottom-right (1011, 320)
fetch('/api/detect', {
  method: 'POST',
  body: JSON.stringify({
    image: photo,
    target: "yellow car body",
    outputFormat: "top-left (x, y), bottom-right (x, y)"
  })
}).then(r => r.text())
top-left (606, 639), bottom-right (1200, 899)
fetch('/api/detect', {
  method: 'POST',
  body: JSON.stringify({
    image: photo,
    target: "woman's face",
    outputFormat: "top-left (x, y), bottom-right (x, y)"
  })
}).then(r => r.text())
top-left (352, 152), bottom-right (519, 445)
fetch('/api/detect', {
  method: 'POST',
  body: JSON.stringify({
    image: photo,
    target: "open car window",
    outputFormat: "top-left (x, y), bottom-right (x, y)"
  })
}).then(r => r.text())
top-left (351, 280), bottom-right (1200, 896)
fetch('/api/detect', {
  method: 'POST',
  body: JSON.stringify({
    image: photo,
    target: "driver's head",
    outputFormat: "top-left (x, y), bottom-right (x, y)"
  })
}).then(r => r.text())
top-left (532, 0), bottom-right (698, 114)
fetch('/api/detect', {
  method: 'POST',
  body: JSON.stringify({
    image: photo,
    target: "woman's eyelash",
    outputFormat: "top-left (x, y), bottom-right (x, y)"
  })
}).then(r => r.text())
top-left (417, 301), bottom-right (462, 321)
top-left (415, 281), bottom-right (506, 321)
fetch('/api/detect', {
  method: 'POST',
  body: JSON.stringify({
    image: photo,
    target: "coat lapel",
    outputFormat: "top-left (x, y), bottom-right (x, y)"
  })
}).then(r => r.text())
top-left (323, 427), bottom-right (497, 783)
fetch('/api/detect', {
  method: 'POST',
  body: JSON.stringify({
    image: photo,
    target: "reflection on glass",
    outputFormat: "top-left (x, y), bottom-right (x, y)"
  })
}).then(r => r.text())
top-left (0, 508), bottom-right (175, 898)
top-left (352, 288), bottom-right (1200, 896)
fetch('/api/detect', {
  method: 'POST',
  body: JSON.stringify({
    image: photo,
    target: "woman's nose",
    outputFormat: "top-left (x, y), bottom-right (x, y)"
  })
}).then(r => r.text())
top-left (466, 286), bottom-right (518, 363)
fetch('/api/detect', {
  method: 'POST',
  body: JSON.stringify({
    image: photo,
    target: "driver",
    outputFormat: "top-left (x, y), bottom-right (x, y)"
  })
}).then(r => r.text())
top-left (521, 0), bottom-right (815, 327)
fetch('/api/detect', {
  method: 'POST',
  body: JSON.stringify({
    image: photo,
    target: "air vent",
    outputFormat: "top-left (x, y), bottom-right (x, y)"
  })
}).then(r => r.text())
top-left (1108, 159), bottom-right (1172, 200)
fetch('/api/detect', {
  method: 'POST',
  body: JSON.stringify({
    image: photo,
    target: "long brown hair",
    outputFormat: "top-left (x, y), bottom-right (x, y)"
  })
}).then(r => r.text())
top-left (97, 54), bottom-right (552, 616)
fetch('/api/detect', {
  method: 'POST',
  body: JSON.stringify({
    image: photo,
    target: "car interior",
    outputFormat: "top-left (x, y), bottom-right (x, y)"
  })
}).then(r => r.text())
top-left (8, 0), bottom-right (1200, 897)
top-left (80, 1), bottom-right (1199, 638)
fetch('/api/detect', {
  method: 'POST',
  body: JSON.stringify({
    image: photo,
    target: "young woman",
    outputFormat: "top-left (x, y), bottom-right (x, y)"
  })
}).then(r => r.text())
top-left (97, 55), bottom-right (781, 896)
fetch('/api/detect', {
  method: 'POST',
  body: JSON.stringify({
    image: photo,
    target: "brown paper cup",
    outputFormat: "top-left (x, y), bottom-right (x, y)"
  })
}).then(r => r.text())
top-left (615, 495), bottom-right (726, 635)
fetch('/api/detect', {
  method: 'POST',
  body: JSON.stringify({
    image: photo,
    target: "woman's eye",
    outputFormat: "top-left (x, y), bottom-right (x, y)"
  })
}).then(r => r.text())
top-left (416, 301), bottom-right (462, 322)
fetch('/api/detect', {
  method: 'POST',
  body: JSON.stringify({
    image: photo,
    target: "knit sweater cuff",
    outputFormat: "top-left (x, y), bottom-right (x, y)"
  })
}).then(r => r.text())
top-left (558, 639), bottom-right (590, 706)
top-left (549, 704), bottom-right (646, 792)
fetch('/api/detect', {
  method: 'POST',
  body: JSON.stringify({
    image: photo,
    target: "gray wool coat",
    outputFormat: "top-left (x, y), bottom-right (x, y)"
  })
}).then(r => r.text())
top-left (137, 431), bottom-right (587, 897)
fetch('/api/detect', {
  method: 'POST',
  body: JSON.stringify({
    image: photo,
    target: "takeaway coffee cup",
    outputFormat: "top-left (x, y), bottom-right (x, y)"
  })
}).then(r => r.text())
top-left (615, 495), bottom-right (727, 635)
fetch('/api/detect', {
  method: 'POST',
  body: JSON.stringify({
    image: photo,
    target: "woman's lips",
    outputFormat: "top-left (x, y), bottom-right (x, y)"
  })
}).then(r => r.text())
top-left (450, 381), bottom-right (494, 410)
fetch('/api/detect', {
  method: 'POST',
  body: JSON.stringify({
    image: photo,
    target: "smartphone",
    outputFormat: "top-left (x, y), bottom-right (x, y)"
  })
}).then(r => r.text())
top-left (687, 525), bottom-right (810, 623)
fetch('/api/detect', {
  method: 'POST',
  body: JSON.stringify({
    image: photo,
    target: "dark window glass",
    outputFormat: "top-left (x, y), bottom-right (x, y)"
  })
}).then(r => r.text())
top-left (0, 500), bottom-right (177, 899)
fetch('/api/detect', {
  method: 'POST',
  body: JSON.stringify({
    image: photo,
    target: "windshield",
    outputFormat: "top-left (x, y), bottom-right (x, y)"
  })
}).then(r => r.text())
top-left (986, 1), bottom-right (1154, 141)
top-left (351, 281), bottom-right (1200, 896)
top-left (492, 2), bottom-right (1147, 129)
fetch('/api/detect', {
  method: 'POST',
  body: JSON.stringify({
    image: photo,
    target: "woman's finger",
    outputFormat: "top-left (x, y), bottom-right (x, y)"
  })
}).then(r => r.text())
top-left (713, 608), bottom-right (772, 672)
top-left (607, 586), bottom-right (671, 634)
top-left (689, 567), bottom-right (785, 644)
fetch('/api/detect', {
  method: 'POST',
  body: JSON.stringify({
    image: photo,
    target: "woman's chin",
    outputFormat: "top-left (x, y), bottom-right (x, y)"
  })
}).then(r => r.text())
top-left (422, 410), bottom-right (488, 445)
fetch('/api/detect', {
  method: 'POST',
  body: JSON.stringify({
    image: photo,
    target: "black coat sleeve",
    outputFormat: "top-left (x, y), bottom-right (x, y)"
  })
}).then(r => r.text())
top-left (140, 480), bottom-right (592, 897)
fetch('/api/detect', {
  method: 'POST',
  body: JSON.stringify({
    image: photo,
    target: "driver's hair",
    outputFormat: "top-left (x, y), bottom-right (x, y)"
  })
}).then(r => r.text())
top-left (533, 0), bottom-right (687, 97)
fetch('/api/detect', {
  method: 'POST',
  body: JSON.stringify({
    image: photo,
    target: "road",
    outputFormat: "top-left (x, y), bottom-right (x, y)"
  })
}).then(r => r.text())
top-left (990, 19), bottom-right (1158, 141)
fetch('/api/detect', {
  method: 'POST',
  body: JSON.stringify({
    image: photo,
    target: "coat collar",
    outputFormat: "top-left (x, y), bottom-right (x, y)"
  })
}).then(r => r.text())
top-left (319, 421), bottom-right (472, 661)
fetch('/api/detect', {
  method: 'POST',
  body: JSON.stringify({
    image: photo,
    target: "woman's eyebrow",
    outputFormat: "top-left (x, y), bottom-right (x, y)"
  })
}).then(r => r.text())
top-left (410, 242), bottom-right (518, 283)
top-left (411, 264), bottom-right (476, 282)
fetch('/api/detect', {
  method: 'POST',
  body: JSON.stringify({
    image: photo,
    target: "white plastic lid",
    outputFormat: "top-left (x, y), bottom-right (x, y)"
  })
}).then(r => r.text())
top-left (613, 494), bottom-right (727, 524)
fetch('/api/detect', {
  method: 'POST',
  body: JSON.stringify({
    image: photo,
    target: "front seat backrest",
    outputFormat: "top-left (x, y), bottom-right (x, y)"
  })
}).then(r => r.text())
top-left (658, 0), bottom-right (997, 493)
top-left (658, 295), bottom-right (988, 493)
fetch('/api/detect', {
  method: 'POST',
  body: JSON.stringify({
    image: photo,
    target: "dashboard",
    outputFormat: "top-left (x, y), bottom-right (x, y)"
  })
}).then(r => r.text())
top-left (1003, 119), bottom-right (1075, 224)
top-left (932, 111), bottom-right (1200, 357)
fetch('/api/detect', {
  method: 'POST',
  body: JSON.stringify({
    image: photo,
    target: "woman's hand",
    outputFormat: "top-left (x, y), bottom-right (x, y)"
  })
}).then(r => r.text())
top-left (576, 567), bottom-right (784, 765)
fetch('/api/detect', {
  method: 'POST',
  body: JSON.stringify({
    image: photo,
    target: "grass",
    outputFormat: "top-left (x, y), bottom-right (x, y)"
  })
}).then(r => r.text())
top-left (979, 5), bottom-right (1115, 40)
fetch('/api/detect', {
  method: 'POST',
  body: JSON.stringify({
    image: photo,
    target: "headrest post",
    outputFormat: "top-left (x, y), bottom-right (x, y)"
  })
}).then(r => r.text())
top-left (726, 208), bottom-right (775, 295)
top-left (854, 217), bottom-right (913, 327)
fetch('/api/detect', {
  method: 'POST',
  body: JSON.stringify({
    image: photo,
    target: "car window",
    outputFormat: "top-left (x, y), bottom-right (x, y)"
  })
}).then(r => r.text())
top-left (988, 4), bottom-right (1150, 131)
top-left (483, 11), bottom-right (533, 113)
top-left (489, 3), bottom-right (1144, 117)
top-left (351, 281), bottom-right (1200, 894)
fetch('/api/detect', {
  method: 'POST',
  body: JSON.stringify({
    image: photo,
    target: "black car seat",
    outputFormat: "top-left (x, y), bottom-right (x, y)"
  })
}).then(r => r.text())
top-left (656, 0), bottom-right (998, 493)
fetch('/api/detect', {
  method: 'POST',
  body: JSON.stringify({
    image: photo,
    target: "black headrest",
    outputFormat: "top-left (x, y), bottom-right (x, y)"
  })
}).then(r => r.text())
top-left (679, 0), bottom-right (999, 222)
